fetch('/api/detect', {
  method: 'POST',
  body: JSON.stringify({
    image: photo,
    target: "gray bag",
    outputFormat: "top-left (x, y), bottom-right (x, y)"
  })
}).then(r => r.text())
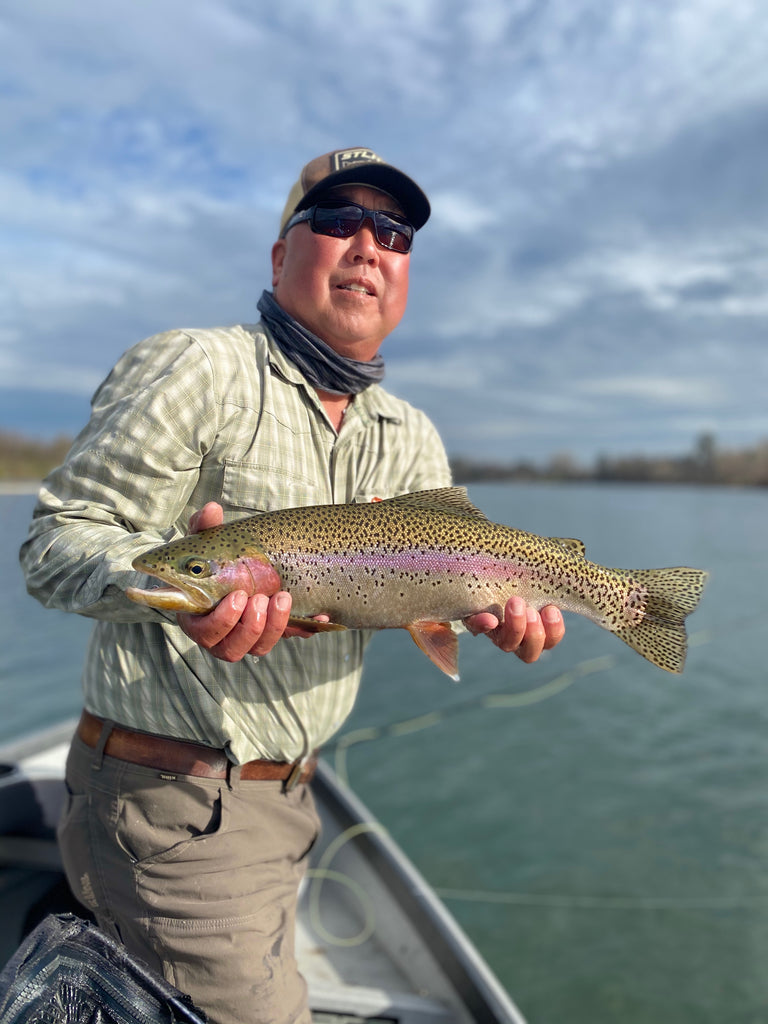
top-left (0, 913), bottom-right (206, 1023)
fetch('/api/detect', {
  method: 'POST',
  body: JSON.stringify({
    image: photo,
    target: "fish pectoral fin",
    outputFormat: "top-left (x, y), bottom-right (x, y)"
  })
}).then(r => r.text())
top-left (406, 621), bottom-right (460, 681)
top-left (287, 616), bottom-right (347, 633)
top-left (125, 585), bottom-right (212, 613)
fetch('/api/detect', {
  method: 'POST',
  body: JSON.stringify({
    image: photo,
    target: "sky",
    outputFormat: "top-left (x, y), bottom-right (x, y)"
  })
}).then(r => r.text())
top-left (3, 0), bottom-right (768, 465)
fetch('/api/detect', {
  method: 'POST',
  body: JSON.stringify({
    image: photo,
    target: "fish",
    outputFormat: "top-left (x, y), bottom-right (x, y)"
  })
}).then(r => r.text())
top-left (126, 487), bottom-right (708, 678)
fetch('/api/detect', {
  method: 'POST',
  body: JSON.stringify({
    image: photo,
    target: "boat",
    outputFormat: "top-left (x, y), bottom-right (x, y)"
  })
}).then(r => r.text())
top-left (0, 720), bottom-right (527, 1024)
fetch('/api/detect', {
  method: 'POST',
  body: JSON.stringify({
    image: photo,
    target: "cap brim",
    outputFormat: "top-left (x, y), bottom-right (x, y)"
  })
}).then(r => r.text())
top-left (296, 164), bottom-right (430, 231)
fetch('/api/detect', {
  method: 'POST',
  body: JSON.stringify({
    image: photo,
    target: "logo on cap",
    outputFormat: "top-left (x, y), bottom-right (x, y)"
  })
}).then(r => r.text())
top-left (332, 149), bottom-right (384, 171)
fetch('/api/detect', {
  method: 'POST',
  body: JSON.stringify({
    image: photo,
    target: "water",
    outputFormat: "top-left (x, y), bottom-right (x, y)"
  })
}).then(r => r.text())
top-left (2, 482), bottom-right (767, 1023)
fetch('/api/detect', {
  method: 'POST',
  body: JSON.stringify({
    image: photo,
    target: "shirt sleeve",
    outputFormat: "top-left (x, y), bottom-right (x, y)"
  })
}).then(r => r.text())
top-left (19, 331), bottom-right (220, 622)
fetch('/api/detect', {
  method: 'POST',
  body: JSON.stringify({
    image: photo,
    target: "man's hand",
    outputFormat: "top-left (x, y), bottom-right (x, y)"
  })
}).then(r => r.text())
top-left (176, 502), bottom-right (323, 662)
top-left (465, 596), bottom-right (565, 662)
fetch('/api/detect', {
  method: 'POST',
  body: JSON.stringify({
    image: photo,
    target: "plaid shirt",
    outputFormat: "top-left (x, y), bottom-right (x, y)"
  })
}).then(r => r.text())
top-left (21, 323), bottom-right (451, 762)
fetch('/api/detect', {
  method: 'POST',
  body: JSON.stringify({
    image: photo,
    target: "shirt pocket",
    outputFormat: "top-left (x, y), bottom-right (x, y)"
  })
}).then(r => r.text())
top-left (221, 459), bottom-right (327, 515)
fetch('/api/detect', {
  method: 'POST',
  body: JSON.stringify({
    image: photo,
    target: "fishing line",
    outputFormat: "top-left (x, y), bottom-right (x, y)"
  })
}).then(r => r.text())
top-left (319, 622), bottom-right (740, 939)
top-left (305, 822), bottom-right (387, 947)
top-left (433, 888), bottom-right (762, 911)
top-left (329, 651), bottom-right (620, 786)
top-left (329, 618), bottom-right (723, 786)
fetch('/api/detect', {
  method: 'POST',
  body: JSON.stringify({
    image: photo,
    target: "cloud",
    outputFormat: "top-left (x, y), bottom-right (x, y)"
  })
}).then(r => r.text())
top-left (578, 376), bottom-right (722, 406)
top-left (430, 192), bottom-right (498, 235)
top-left (2, 0), bottom-right (768, 461)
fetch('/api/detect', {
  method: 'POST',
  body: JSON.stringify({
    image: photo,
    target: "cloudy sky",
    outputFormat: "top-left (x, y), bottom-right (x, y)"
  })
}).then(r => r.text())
top-left (3, 0), bottom-right (768, 464)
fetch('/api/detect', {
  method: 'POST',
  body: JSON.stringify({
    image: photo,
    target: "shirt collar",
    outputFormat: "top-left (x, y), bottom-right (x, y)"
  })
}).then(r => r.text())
top-left (259, 322), bottom-right (403, 424)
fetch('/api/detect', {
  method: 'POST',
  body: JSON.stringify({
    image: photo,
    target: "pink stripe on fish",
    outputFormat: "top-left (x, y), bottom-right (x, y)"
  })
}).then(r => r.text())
top-left (278, 548), bottom-right (531, 579)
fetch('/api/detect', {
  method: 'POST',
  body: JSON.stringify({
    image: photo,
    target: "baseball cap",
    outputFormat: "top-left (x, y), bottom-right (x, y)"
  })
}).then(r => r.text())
top-left (279, 147), bottom-right (431, 236)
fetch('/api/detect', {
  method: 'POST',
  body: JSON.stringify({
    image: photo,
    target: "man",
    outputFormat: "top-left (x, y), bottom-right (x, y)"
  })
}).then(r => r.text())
top-left (21, 148), bottom-right (565, 1024)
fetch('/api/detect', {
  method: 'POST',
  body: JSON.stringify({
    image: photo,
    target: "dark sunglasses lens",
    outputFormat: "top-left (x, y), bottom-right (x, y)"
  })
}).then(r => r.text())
top-left (312, 205), bottom-right (361, 238)
top-left (382, 219), bottom-right (411, 250)
top-left (312, 204), bottom-right (412, 252)
top-left (374, 215), bottom-right (413, 253)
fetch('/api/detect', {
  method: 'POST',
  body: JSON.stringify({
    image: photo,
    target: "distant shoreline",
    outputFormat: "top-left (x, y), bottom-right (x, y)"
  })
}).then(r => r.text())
top-left (0, 481), bottom-right (40, 495)
top-left (3, 431), bottom-right (768, 488)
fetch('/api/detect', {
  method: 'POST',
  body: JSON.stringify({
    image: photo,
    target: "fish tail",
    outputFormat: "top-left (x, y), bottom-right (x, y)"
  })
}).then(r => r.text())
top-left (613, 567), bottom-right (708, 674)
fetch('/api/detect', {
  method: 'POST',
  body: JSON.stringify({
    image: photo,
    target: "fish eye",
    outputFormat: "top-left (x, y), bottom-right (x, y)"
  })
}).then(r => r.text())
top-left (183, 557), bottom-right (212, 578)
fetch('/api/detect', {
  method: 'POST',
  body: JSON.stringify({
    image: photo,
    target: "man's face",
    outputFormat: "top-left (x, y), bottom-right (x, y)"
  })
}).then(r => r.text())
top-left (271, 185), bottom-right (411, 361)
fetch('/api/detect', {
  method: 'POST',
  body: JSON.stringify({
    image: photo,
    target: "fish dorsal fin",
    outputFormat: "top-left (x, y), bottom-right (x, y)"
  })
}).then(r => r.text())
top-left (550, 536), bottom-right (586, 557)
top-left (382, 487), bottom-right (489, 520)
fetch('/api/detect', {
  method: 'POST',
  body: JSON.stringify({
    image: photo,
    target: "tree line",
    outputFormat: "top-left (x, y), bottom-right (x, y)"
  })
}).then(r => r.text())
top-left (2, 429), bottom-right (767, 487)
top-left (451, 433), bottom-right (768, 487)
top-left (0, 431), bottom-right (74, 482)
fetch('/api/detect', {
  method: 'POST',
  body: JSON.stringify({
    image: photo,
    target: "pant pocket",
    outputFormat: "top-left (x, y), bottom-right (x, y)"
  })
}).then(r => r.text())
top-left (114, 769), bottom-right (228, 867)
top-left (57, 787), bottom-right (102, 915)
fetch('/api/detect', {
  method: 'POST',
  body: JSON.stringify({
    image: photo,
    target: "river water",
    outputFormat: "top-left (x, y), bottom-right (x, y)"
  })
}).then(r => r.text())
top-left (2, 481), bottom-right (766, 1023)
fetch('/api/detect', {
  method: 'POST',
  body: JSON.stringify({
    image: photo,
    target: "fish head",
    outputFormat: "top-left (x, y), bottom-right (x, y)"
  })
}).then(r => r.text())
top-left (125, 528), bottom-right (282, 613)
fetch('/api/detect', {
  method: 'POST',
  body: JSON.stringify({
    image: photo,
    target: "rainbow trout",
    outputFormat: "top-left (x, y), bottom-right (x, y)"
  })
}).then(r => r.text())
top-left (126, 487), bottom-right (708, 677)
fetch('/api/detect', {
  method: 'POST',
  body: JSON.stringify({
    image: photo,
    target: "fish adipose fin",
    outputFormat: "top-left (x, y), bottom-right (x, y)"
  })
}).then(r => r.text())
top-left (614, 567), bottom-right (708, 673)
top-left (550, 537), bottom-right (586, 556)
top-left (406, 621), bottom-right (460, 681)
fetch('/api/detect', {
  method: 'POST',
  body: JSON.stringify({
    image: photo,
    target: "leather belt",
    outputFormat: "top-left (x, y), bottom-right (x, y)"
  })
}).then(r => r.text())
top-left (76, 710), bottom-right (317, 788)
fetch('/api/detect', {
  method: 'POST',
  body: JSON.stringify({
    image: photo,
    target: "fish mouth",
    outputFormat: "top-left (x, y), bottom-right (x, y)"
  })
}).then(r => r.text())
top-left (125, 582), bottom-right (215, 614)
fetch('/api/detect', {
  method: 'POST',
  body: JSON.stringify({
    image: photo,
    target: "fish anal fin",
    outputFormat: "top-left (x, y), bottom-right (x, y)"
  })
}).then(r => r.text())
top-left (288, 616), bottom-right (347, 633)
top-left (406, 621), bottom-right (460, 680)
top-left (550, 537), bottom-right (586, 557)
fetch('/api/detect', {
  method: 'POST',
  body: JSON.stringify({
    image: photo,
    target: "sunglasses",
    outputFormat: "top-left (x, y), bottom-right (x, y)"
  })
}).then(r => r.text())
top-left (283, 200), bottom-right (414, 253)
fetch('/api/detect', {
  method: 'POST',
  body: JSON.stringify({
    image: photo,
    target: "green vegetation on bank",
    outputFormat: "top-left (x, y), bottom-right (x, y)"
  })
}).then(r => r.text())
top-left (2, 429), bottom-right (767, 488)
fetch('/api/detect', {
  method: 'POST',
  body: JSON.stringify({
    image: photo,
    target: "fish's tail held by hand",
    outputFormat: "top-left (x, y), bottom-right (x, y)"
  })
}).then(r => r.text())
top-left (614, 567), bottom-right (709, 673)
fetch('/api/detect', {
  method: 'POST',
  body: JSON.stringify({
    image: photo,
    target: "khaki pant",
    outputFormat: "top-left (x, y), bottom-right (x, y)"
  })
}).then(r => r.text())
top-left (58, 729), bottom-right (320, 1024)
